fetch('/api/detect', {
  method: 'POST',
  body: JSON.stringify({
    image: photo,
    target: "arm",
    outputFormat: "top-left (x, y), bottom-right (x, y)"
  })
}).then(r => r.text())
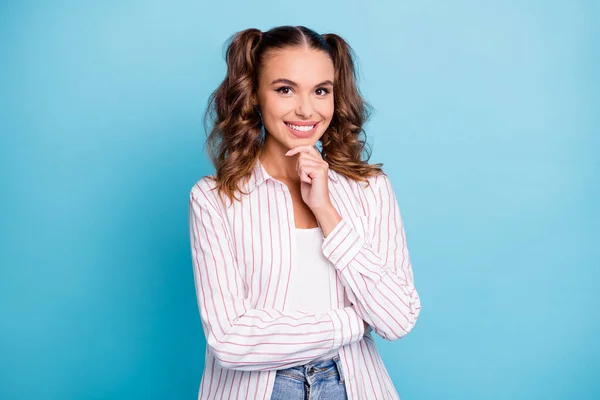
top-left (189, 189), bottom-right (365, 371)
top-left (320, 174), bottom-right (422, 341)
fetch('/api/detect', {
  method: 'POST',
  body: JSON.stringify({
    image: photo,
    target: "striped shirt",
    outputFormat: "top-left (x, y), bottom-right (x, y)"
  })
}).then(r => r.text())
top-left (188, 158), bottom-right (422, 400)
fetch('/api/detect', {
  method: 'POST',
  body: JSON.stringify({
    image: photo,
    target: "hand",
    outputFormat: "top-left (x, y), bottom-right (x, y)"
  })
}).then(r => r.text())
top-left (284, 145), bottom-right (332, 211)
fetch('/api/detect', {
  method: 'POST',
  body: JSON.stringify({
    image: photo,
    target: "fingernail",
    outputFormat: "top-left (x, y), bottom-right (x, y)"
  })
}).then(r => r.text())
top-left (284, 150), bottom-right (291, 156)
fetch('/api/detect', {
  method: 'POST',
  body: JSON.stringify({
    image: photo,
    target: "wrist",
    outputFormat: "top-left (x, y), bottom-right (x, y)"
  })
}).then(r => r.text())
top-left (311, 201), bottom-right (335, 215)
top-left (314, 203), bottom-right (341, 238)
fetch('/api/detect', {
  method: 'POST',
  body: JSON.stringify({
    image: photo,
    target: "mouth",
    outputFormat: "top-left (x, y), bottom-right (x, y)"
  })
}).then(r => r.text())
top-left (284, 121), bottom-right (319, 138)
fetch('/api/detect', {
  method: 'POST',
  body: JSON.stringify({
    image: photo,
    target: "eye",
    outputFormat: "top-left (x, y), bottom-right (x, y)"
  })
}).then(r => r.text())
top-left (316, 87), bottom-right (330, 96)
top-left (275, 86), bottom-right (293, 95)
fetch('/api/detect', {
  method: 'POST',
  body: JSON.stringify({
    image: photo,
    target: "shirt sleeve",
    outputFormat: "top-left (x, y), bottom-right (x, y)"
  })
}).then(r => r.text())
top-left (321, 173), bottom-right (422, 341)
top-left (189, 189), bottom-right (365, 371)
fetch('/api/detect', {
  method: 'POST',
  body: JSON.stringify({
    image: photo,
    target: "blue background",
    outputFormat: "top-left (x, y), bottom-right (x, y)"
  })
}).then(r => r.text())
top-left (1, 1), bottom-right (598, 399)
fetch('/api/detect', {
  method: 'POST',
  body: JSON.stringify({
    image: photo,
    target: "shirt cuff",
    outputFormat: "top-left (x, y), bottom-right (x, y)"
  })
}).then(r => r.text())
top-left (322, 218), bottom-right (364, 271)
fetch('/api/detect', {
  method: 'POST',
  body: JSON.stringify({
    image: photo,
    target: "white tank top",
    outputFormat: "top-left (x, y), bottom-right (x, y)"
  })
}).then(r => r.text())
top-left (287, 226), bottom-right (339, 362)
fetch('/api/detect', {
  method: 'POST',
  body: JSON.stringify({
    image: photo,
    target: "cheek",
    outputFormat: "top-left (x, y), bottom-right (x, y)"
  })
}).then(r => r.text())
top-left (320, 98), bottom-right (335, 120)
top-left (262, 96), bottom-right (291, 119)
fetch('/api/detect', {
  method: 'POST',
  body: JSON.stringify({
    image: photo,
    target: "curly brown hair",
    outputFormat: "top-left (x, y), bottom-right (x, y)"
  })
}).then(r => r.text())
top-left (203, 25), bottom-right (384, 204)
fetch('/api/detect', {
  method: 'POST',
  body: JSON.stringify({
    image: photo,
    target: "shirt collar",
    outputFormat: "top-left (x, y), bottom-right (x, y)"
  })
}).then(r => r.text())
top-left (244, 157), bottom-right (339, 194)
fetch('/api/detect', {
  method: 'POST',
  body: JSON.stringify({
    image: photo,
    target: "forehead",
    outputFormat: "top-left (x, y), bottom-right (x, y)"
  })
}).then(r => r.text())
top-left (260, 47), bottom-right (334, 84)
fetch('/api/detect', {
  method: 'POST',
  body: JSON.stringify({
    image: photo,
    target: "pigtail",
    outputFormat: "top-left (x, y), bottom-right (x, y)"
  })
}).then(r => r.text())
top-left (204, 29), bottom-right (265, 205)
top-left (321, 33), bottom-right (382, 184)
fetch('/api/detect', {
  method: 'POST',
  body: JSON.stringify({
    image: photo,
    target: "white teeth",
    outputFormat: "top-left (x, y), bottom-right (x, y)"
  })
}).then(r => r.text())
top-left (286, 123), bottom-right (315, 132)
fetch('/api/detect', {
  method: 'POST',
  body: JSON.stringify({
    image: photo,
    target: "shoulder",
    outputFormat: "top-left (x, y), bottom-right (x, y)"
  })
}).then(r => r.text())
top-left (330, 169), bottom-right (393, 216)
top-left (189, 175), bottom-right (220, 210)
top-left (358, 171), bottom-right (399, 210)
top-left (335, 169), bottom-right (391, 195)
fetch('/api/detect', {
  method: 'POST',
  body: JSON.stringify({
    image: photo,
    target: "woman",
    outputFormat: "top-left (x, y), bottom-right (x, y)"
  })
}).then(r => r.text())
top-left (189, 25), bottom-right (421, 400)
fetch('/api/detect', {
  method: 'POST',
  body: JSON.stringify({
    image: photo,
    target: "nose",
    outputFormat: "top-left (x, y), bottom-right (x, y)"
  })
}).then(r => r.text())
top-left (295, 93), bottom-right (313, 118)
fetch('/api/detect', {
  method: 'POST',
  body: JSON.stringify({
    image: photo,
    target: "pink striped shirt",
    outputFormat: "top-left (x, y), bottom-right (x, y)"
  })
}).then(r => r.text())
top-left (188, 158), bottom-right (422, 400)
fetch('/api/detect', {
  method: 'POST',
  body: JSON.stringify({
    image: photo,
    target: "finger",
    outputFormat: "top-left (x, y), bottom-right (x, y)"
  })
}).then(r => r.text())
top-left (297, 160), bottom-right (325, 181)
top-left (297, 150), bottom-right (322, 163)
top-left (299, 166), bottom-right (312, 184)
top-left (297, 151), bottom-right (328, 172)
top-left (296, 157), bottom-right (321, 171)
top-left (297, 158), bottom-right (327, 178)
top-left (297, 159), bottom-right (321, 173)
top-left (285, 145), bottom-right (322, 158)
top-left (300, 165), bottom-right (322, 182)
top-left (301, 156), bottom-right (329, 172)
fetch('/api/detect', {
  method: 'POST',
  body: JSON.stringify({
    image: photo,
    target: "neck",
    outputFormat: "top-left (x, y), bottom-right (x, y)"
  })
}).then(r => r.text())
top-left (259, 136), bottom-right (302, 181)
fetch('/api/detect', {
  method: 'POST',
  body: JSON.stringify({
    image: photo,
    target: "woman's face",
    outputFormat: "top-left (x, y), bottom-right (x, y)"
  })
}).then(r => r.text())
top-left (255, 46), bottom-right (335, 153)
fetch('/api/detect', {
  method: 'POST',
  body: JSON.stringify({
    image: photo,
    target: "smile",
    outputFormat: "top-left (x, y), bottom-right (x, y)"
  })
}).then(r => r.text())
top-left (284, 122), bottom-right (319, 138)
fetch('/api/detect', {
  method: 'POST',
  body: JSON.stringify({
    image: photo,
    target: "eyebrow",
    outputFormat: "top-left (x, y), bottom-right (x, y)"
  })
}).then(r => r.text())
top-left (270, 78), bottom-right (334, 88)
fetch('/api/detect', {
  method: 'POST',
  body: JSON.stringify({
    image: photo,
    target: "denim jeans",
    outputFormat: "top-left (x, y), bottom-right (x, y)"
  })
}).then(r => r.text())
top-left (270, 355), bottom-right (348, 400)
